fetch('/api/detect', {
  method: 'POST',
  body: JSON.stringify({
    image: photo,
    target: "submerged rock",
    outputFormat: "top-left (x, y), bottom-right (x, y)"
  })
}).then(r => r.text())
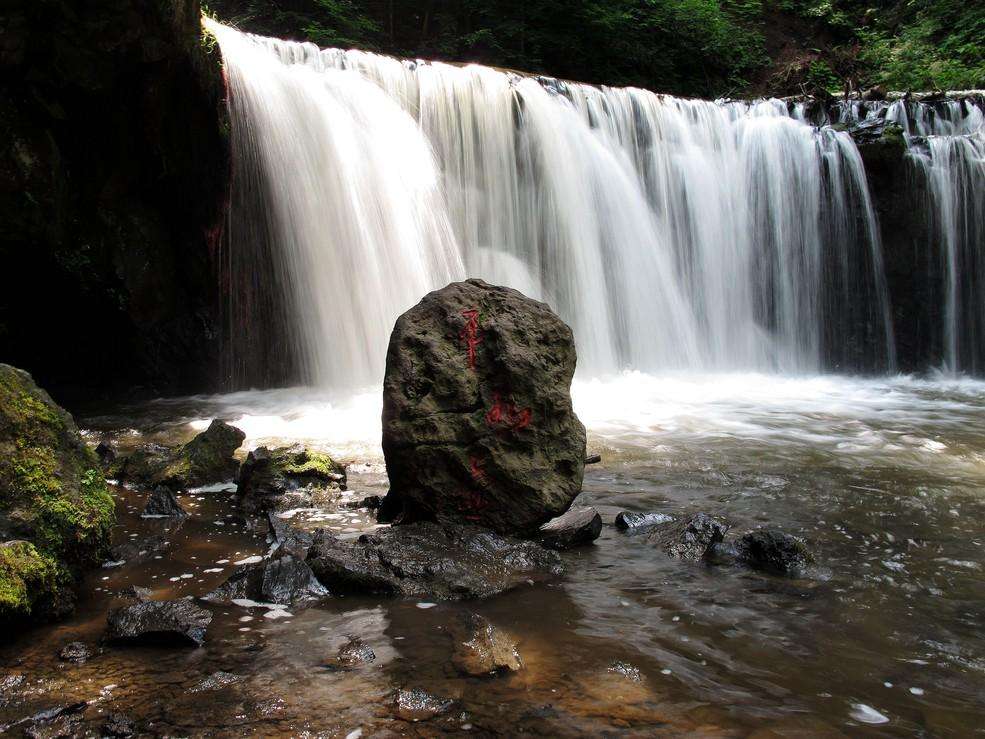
top-left (451, 613), bottom-right (522, 676)
top-left (106, 598), bottom-right (212, 647)
top-left (101, 713), bottom-right (136, 737)
top-left (326, 637), bottom-right (377, 670)
top-left (722, 528), bottom-right (814, 577)
top-left (57, 641), bottom-right (95, 664)
top-left (380, 279), bottom-right (586, 535)
top-left (0, 364), bottom-right (115, 626)
top-left (615, 511), bottom-right (674, 530)
top-left (200, 555), bottom-right (328, 607)
top-left (537, 506), bottom-right (602, 549)
top-left (110, 420), bottom-right (245, 491)
top-left (646, 513), bottom-right (729, 561)
top-left (141, 486), bottom-right (187, 518)
top-left (343, 494), bottom-right (383, 510)
top-left (237, 445), bottom-right (345, 515)
top-left (307, 521), bottom-right (563, 600)
top-left (21, 702), bottom-right (87, 739)
top-left (393, 688), bottom-right (454, 722)
top-left (189, 671), bottom-right (243, 693)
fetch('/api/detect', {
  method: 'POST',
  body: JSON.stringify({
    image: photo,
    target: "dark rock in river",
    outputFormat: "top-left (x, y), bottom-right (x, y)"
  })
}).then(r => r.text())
top-left (451, 612), bottom-right (522, 676)
top-left (22, 703), bottom-right (87, 739)
top-left (141, 486), bottom-right (187, 518)
top-left (57, 641), bottom-right (95, 664)
top-left (732, 528), bottom-right (813, 577)
top-left (615, 511), bottom-right (674, 530)
top-left (537, 506), bottom-right (602, 549)
top-left (101, 713), bottom-right (137, 737)
top-left (112, 420), bottom-right (245, 491)
top-left (200, 555), bottom-right (328, 607)
top-left (344, 494), bottom-right (383, 510)
top-left (237, 445), bottom-right (346, 515)
top-left (646, 513), bottom-right (729, 561)
top-left (326, 637), bottom-right (377, 670)
top-left (106, 598), bottom-right (212, 647)
top-left (0, 364), bottom-right (115, 627)
top-left (307, 521), bottom-right (563, 599)
top-left (380, 279), bottom-right (586, 535)
top-left (393, 688), bottom-right (454, 722)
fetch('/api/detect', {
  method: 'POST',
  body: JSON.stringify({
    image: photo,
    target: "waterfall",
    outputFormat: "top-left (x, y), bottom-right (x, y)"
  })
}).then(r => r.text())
top-left (839, 96), bottom-right (985, 374)
top-left (208, 20), bottom-right (896, 389)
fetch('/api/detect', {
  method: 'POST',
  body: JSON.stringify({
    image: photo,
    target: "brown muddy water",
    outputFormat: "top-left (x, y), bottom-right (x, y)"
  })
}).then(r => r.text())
top-left (2, 372), bottom-right (985, 737)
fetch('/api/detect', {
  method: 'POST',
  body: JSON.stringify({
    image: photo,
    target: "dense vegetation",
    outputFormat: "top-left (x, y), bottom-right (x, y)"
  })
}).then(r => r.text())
top-left (207, 0), bottom-right (983, 97)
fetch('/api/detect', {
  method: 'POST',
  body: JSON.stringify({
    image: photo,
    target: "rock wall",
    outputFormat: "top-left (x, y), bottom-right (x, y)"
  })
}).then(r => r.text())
top-left (0, 0), bottom-right (229, 403)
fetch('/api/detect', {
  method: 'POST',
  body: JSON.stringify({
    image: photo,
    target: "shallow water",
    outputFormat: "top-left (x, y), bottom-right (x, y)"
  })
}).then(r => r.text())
top-left (4, 372), bottom-right (985, 736)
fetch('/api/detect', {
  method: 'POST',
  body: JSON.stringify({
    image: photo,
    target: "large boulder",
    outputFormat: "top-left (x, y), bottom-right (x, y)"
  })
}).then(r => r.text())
top-left (306, 522), bottom-right (563, 600)
top-left (381, 280), bottom-right (586, 535)
top-left (106, 598), bottom-right (212, 647)
top-left (237, 445), bottom-right (346, 515)
top-left (0, 365), bottom-right (115, 625)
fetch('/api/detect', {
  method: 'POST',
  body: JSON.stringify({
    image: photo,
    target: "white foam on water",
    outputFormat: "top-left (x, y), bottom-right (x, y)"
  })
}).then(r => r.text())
top-left (850, 703), bottom-right (890, 724)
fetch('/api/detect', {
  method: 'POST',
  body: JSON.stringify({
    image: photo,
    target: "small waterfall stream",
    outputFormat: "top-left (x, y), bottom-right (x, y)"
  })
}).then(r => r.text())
top-left (210, 20), bottom-right (903, 389)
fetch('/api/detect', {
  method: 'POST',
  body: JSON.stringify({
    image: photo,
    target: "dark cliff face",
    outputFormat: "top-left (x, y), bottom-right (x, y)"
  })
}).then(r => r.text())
top-left (855, 129), bottom-right (943, 373)
top-left (0, 0), bottom-right (229, 404)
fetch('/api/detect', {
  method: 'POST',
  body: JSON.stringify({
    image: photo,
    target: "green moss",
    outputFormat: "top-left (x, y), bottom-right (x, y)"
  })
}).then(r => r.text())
top-left (283, 451), bottom-right (340, 479)
top-left (0, 541), bottom-right (62, 618)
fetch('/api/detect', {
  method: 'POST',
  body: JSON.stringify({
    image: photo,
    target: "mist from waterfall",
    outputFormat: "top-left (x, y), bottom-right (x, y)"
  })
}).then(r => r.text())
top-left (208, 20), bottom-right (896, 390)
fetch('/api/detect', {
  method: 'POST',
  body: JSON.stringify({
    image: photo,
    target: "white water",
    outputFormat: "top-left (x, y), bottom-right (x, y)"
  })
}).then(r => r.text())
top-left (209, 21), bottom-right (895, 388)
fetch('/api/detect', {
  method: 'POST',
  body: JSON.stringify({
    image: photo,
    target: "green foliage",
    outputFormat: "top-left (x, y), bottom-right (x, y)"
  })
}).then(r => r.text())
top-left (208, 0), bottom-right (982, 95)
top-left (0, 541), bottom-right (62, 617)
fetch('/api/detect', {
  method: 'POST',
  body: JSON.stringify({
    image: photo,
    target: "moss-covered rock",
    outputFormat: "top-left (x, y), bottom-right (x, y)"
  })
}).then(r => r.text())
top-left (0, 364), bottom-right (115, 625)
top-left (237, 446), bottom-right (346, 514)
top-left (110, 420), bottom-right (245, 490)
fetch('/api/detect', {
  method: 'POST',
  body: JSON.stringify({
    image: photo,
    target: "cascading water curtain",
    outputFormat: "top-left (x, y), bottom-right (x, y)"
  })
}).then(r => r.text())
top-left (208, 19), bottom-right (896, 389)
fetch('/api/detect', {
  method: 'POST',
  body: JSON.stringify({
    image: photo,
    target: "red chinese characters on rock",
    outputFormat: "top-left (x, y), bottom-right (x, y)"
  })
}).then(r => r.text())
top-left (485, 393), bottom-right (532, 431)
top-left (459, 309), bottom-right (482, 370)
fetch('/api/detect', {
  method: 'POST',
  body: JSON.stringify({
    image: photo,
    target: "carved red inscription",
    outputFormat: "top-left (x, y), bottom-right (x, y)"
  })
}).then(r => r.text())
top-left (459, 309), bottom-right (482, 370)
top-left (485, 393), bottom-right (532, 431)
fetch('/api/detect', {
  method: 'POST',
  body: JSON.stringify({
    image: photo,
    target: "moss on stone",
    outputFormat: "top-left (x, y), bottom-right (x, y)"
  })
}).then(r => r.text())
top-left (282, 450), bottom-right (342, 480)
top-left (0, 541), bottom-right (62, 619)
top-left (0, 364), bottom-right (116, 625)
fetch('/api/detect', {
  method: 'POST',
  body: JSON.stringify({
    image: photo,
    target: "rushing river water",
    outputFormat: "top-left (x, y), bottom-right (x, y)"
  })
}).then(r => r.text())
top-left (3, 372), bottom-right (985, 736)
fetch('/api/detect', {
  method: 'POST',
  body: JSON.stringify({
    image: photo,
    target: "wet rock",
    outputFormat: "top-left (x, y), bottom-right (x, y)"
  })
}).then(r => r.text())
top-left (380, 279), bottom-right (586, 535)
top-left (190, 671), bottom-right (243, 692)
top-left (0, 673), bottom-right (25, 707)
top-left (307, 521), bottom-right (563, 600)
top-left (344, 494), bottom-right (383, 510)
top-left (585, 454), bottom-right (602, 465)
top-left (646, 513), bottom-right (729, 560)
top-left (14, 702), bottom-right (87, 739)
top-left (615, 511), bottom-right (674, 530)
top-left (326, 637), bottom-right (377, 670)
top-left (237, 446), bottom-right (346, 515)
top-left (733, 528), bottom-right (813, 577)
top-left (537, 506), bottom-right (602, 549)
top-left (393, 688), bottom-right (454, 722)
top-left (101, 712), bottom-right (136, 737)
top-left (57, 641), bottom-right (94, 664)
top-left (106, 598), bottom-right (212, 647)
top-left (95, 442), bottom-right (117, 470)
top-left (200, 555), bottom-right (327, 607)
top-left (141, 486), bottom-right (187, 518)
top-left (0, 365), bottom-right (115, 626)
top-left (607, 660), bottom-right (642, 682)
top-left (113, 420), bottom-right (245, 491)
top-left (451, 613), bottom-right (522, 676)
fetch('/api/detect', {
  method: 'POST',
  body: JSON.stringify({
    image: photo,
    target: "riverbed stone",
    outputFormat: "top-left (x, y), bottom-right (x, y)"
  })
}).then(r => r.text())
top-left (0, 364), bottom-right (115, 626)
top-left (111, 420), bottom-right (245, 491)
top-left (380, 279), bottom-right (586, 535)
top-left (101, 712), bottom-right (136, 737)
top-left (237, 445), bottom-right (346, 515)
top-left (57, 641), bottom-right (95, 664)
top-left (615, 511), bottom-right (674, 530)
top-left (393, 688), bottom-right (454, 721)
top-left (307, 521), bottom-right (563, 599)
top-left (733, 528), bottom-right (813, 577)
top-left (646, 513), bottom-right (729, 561)
top-left (451, 613), bottom-right (523, 676)
top-left (141, 486), bottom-right (187, 518)
top-left (327, 637), bottom-right (377, 670)
top-left (537, 506), bottom-right (602, 549)
top-left (106, 598), bottom-right (212, 647)
top-left (200, 555), bottom-right (328, 607)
